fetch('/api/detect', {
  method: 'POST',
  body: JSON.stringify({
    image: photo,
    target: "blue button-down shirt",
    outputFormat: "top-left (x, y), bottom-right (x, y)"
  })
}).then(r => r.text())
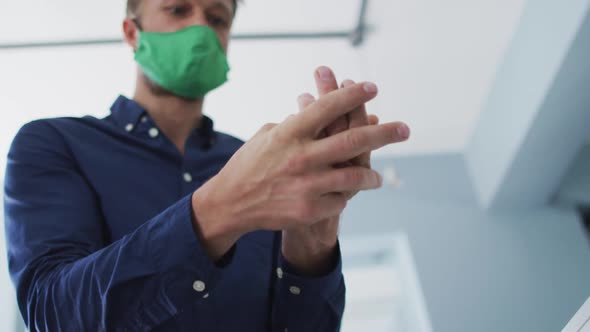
top-left (4, 96), bottom-right (345, 331)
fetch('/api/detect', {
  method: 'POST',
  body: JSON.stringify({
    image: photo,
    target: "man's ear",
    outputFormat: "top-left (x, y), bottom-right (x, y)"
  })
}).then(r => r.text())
top-left (123, 18), bottom-right (140, 51)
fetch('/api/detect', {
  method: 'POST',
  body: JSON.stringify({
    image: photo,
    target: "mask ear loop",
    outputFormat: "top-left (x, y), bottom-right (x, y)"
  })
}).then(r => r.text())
top-left (131, 18), bottom-right (143, 53)
top-left (132, 18), bottom-right (143, 31)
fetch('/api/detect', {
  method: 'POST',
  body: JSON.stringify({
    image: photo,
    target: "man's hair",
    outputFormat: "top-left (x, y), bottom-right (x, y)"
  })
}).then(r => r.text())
top-left (126, 0), bottom-right (238, 18)
top-left (126, 0), bottom-right (141, 18)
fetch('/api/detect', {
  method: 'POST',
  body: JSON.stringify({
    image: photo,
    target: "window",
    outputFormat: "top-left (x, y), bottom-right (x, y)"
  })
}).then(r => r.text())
top-left (340, 233), bottom-right (432, 332)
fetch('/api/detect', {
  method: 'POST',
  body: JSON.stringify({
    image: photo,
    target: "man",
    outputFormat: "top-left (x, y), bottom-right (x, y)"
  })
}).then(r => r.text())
top-left (4, 0), bottom-right (410, 331)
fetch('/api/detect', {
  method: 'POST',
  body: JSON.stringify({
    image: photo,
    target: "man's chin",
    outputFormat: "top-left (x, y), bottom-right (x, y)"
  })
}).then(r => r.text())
top-left (143, 75), bottom-right (203, 102)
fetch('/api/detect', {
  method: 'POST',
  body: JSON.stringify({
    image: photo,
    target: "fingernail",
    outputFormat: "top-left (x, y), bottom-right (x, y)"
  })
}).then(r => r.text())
top-left (318, 67), bottom-right (332, 81)
top-left (377, 172), bottom-right (383, 187)
top-left (342, 79), bottom-right (354, 87)
top-left (298, 93), bottom-right (311, 101)
top-left (397, 123), bottom-right (410, 140)
top-left (363, 82), bottom-right (378, 94)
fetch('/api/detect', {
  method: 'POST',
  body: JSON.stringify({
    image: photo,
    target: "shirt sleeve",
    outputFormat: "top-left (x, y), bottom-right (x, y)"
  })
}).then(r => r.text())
top-left (3, 120), bottom-right (235, 331)
top-left (271, 239), bottom-right (346, 332)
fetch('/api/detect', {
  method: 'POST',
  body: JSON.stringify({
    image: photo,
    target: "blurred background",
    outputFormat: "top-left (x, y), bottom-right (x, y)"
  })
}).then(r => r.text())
top-left (1, 0), bottom-right (589, 331)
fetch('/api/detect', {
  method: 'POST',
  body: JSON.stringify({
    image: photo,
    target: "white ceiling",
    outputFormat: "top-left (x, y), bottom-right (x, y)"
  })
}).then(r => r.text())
top-left (0, 0), bottom-right (360, 42)
top-left (0, 0), bottom-right (527, 171)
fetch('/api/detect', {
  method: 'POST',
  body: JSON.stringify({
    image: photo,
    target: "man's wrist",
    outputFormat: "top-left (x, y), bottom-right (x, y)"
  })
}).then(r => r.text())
top-left (190, 180), bottom-right (244, 261)
top-left (281, 229), bottom-right (339, 277)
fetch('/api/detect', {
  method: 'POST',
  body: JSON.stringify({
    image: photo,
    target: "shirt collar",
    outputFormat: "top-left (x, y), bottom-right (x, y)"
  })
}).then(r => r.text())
top-left (109, 95), bottom-right (216, 141)
top-left (110, 95), bottom-right (146, 128)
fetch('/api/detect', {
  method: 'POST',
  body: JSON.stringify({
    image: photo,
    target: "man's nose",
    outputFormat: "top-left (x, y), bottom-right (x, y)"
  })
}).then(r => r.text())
top-left (187, 9), bottom-right (210, 29)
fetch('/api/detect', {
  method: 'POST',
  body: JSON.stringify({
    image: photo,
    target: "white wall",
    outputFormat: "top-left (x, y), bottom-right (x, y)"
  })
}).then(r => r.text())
top-left (0, 0), bottom-right (528, 179)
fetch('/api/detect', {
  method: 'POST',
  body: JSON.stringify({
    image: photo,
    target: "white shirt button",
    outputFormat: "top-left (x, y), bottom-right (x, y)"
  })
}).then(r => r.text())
top-left (203, 293), bottom-right (209, 299)
top-left (289, 286), bottom-right (301, 295)
top-left (183, 173), bottom-right (193, 183)
top-left (276, 267), bottom-right (284, 279)
top-left (141, 115), bottom-right (148, 123)
top-left (193, 280), bottom-right (206, 292)
top-left (148, 128), bottom-right (159, 138)
top-left (125, 123), bottom-right (134, 132)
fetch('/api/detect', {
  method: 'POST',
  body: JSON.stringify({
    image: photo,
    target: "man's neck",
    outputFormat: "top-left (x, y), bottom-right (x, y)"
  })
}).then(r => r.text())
top-left (132, 74), bottom-right (204, 155)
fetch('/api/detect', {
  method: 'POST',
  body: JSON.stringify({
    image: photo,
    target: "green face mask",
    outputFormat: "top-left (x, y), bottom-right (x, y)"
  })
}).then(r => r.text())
top-left (134, 25), bottom-right (230, 99)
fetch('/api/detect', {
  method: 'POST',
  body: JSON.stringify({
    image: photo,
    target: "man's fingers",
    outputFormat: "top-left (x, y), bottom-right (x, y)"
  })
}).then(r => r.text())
top-left (342, 79), bottom-right (369, 130)
top-left (316, 67), bottom-right (349, 137)
top-left (368, 114), bottom-right (379, 125)
top-left (298, 93), bottom-right (316, 110)
top-left (357, 150), bottom-right (372, 174)
top-left (306, 167), bottom-right (383, 194)
top-left (348, 106), bottom-right (369, 129)
top-left (291, 82), bottom-right (378, 137)
top-left (307, 122), bottom-right (411, 166)
top-left (297, 93), bottom-right (328, 138)
top-left (325, 115), bottom-right (349, 137)
top-left (306, 193), bottom-right (348, 224)
top-left (315, 66), bottom-right (339, 96)
top-left (357, 116), bottom-right (379, 168)
top-left (341, 79), bottom-right (371, 169)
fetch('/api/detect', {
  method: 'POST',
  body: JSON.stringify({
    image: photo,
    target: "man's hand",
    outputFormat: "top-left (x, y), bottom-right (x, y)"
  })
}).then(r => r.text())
top-left (191, 80), bottom-right (409, 261)
top-left (281, 66), bottom-right (398, 276)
